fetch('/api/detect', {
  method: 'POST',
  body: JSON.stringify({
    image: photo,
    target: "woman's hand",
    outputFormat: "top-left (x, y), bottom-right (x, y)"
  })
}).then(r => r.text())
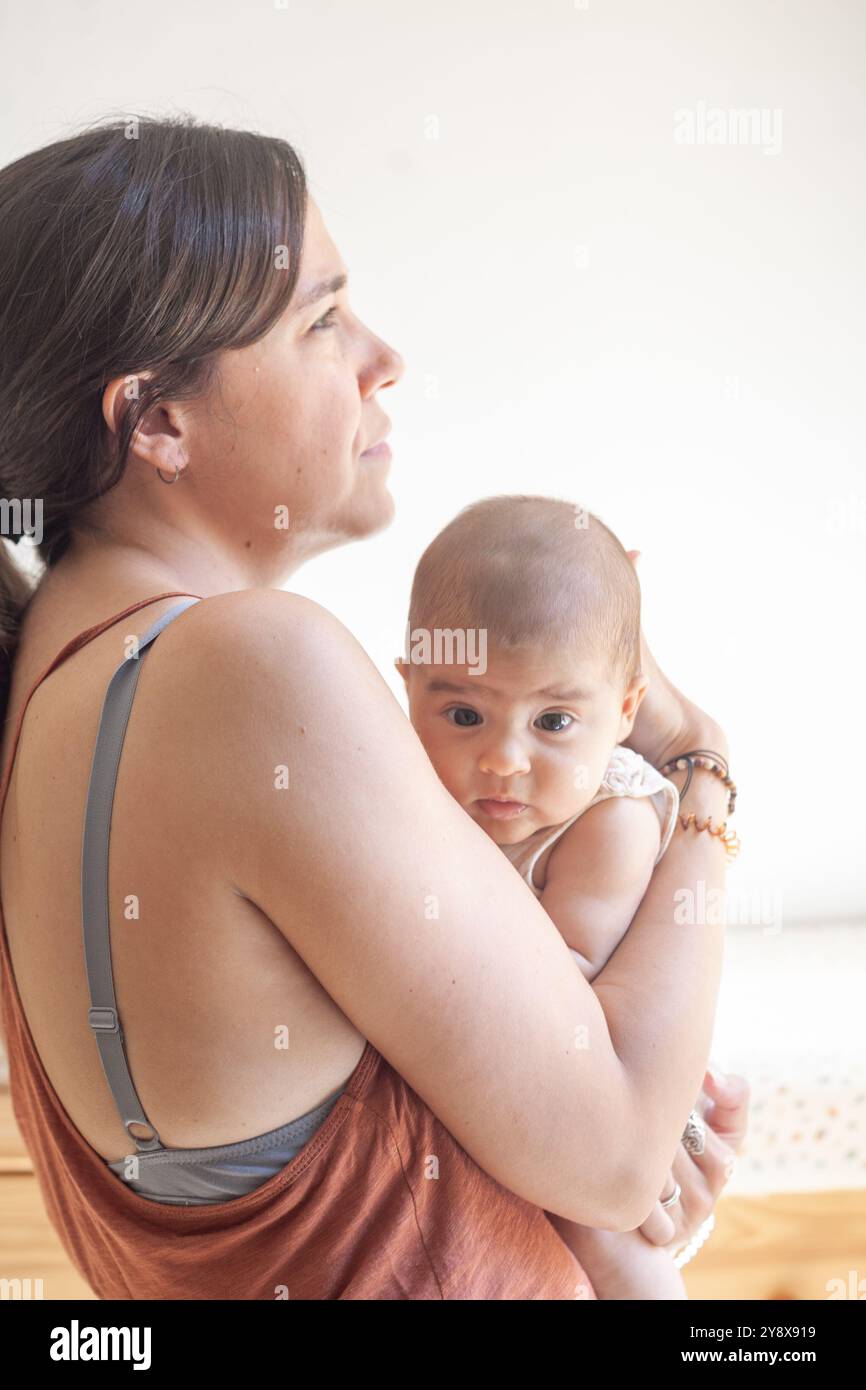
top-left (623, 551), bottom-right (729, 769)
top-left (638, 1067), bottom-right (750, 1250)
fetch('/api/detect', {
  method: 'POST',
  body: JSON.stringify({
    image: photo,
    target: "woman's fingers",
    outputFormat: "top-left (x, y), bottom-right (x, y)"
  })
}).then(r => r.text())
top-left (637, 1169), bottom-right (679, 1244)
top-left (638, 1199), bottom-right (678, 1245)
top-left (702, 1069), bottom-right (751, 1155)
top-left (641, 1078), bottom-right (750, 1250)
top-left (641, 1140), bottom-right (714, 1249)
top-left (674, 1105), bottom-right (735, 1195)
top-left (639, 1093), bottom-right (743, 1250)
top-left (638, 1154), bottom-right (710, 1248)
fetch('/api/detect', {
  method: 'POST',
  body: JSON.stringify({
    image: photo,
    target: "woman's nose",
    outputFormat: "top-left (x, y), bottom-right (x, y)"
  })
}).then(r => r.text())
top-left (382, 340), bottom-right (405, 387)
top-left (363, 331), bottom-right (405, 394)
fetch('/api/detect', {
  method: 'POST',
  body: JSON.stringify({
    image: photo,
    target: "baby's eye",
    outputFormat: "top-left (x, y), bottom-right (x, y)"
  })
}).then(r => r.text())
top-left (445, 706), bottom-right (481, 728)
top-left (535, 711), bottom-right (573, 733)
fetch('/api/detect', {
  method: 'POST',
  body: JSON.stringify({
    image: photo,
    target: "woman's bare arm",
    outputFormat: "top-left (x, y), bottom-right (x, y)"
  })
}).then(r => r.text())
top-left (589, 755), bottom-right (729, 1218)
top-left (181, 589), bottom-right (728, 1230)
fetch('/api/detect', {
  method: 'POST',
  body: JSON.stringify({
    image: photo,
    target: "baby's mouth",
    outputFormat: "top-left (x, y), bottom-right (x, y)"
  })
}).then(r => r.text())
top-left (474, 797), bottom-right (529, 821)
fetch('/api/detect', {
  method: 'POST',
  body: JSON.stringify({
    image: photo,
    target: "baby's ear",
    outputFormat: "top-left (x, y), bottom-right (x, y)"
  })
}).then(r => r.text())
top-left (394, 656), bottom-right (410, 686)
top-left (630, 674), bottom-right (650, 712)
top-left (618, 674), bottom-right (649, 738)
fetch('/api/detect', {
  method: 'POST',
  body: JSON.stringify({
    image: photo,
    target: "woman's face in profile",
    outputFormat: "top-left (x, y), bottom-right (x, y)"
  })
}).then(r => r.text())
top-left (191, 197), bottom-right (405, 561)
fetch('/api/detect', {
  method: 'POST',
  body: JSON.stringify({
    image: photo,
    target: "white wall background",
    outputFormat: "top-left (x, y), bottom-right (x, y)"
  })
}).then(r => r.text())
top-left (2, 0), bottom-right (864, 925)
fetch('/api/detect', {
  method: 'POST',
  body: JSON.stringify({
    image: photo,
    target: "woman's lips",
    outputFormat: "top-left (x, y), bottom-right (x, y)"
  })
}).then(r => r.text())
top-left (475, 798), bottom-right (528, 820)
top-left (360, 441), bottom-right (392, 460)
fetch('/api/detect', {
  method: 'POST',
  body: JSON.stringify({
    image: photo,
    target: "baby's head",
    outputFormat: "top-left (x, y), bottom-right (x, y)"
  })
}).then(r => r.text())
top-left (396, 495), bottom-right (648, 844)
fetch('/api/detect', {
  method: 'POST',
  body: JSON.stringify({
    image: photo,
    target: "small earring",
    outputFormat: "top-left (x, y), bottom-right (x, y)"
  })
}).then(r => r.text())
top-left (156, 462), bottom-right (182, 484)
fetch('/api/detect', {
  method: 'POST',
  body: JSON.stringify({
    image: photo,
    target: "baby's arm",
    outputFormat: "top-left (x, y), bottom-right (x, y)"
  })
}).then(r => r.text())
top-left (539, 794), bottom-right (662, 982)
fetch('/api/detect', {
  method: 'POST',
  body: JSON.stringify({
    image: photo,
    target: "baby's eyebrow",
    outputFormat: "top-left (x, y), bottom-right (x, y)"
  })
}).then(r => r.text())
top-left (426, 679), bottom-right (493, 694)
top-left (533, 685), bottom-right (595, 703)
top-left (425, 678), bottom-right (594, 702)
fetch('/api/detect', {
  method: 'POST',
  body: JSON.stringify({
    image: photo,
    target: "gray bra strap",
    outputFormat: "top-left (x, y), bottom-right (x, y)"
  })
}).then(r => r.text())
top-left (81, 597), bottom-right (201, 1153)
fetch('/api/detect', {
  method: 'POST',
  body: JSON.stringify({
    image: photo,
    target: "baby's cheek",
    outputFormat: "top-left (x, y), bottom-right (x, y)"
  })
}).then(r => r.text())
top-left (547, 747), bottom-right (608, 815)
top-left (556, 756), bottom-right (596, 802)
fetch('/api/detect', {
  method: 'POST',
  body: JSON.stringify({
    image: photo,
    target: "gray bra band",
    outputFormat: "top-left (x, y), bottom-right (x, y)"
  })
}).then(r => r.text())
top-left (81, 596), bottom-right (203, 1154)
top-left (104, 1085), bottom-right (346, 1205)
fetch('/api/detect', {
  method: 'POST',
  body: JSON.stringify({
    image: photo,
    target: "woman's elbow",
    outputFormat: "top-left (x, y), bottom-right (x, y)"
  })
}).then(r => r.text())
top-left (609, 1161), bottom-right (676, 1233)
top-left (551, 1155), bottom-right (649, 1231)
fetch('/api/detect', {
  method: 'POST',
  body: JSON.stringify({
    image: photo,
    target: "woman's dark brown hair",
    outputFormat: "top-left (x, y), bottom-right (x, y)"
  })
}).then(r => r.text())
top-left (0, 113), bottom-right (308, 721)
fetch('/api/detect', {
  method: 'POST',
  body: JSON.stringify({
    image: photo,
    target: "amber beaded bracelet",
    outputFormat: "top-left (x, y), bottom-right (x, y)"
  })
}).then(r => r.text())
top-left (659, 749), bottom-right (741, 862)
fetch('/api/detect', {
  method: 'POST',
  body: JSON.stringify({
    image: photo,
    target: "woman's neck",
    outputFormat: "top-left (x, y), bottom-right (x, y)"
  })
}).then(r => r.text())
top-left (54, 528), bottom-right (310, 604)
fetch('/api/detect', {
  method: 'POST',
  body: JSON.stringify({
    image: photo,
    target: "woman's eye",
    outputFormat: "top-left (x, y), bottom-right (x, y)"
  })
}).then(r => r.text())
top-left (310, 304), bottom-right (339, 331)
top-left (535, 711), bottom-right (573, 732)
top-left (445, 707), bottom-right (481, 728)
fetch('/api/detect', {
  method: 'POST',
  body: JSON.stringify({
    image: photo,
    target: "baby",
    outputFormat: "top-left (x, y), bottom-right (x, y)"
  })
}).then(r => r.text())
top-left (395, 493), bottom-right (702, 1299)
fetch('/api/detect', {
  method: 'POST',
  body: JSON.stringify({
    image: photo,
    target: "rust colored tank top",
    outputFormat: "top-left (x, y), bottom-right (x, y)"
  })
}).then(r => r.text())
top-left (0, 592), bottom-right (596, 1300)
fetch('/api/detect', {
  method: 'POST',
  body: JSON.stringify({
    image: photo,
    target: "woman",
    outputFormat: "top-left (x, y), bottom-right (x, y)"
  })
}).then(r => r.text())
top-left (0, 116), bottom-right (748, 1300)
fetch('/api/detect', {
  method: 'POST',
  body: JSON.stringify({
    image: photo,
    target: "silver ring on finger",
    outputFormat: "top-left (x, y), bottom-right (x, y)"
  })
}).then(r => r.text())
top-left (681, 1109), bottom-right (707, 1156)
top-left (660, 1180), bottom-right (682, 1209)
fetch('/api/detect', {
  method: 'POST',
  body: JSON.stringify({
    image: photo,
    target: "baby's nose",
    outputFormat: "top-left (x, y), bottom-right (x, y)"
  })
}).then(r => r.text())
top-left (477, 740), bottom-right (531, 778)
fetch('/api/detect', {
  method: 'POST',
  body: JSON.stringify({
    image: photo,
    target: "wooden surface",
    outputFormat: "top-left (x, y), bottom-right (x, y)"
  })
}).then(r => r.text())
top-left (682, 1187), bottom-right (866, 1301)
top-left (1, 1086), bottom-right (864, 1301)
top-left (0, 1175), bottom-right (97, 1299)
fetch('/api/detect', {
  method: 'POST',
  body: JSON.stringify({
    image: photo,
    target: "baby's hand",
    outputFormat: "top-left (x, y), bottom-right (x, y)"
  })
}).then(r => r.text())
top-left (539, 795), bottom-right (662, 978)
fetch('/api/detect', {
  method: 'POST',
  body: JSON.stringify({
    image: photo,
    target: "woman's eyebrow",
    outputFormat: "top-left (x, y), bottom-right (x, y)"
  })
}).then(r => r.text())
top-left (292, 272), bottom-right (348, 314)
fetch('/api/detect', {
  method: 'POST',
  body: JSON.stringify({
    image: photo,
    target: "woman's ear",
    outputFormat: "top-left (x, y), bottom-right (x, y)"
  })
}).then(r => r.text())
top-left (101, 371), bottom-right (190, 479)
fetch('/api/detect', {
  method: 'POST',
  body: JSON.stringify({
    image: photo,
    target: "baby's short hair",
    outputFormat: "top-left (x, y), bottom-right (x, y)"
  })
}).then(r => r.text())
top-left (407, 494), bottom-right (642, 690)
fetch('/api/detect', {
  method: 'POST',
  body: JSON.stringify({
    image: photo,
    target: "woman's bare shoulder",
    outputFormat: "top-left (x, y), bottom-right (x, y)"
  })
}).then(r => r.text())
top-left (173, 586), bottom-right (365, 661)
top-left (145, 585), bottom-right (390, 823)
top-left (160, 586), bottom-right (378, 724)
top-left (175, 585), bottom-right (347, 639)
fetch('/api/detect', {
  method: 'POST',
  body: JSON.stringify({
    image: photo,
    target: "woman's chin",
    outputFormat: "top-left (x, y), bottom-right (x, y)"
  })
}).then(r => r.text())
top-left (345, 480), bottom-right (396, 538)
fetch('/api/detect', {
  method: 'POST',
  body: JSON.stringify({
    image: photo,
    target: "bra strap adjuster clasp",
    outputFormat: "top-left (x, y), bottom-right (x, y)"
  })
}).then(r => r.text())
top-left (88, 1006), bottom-right (119, 1033)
